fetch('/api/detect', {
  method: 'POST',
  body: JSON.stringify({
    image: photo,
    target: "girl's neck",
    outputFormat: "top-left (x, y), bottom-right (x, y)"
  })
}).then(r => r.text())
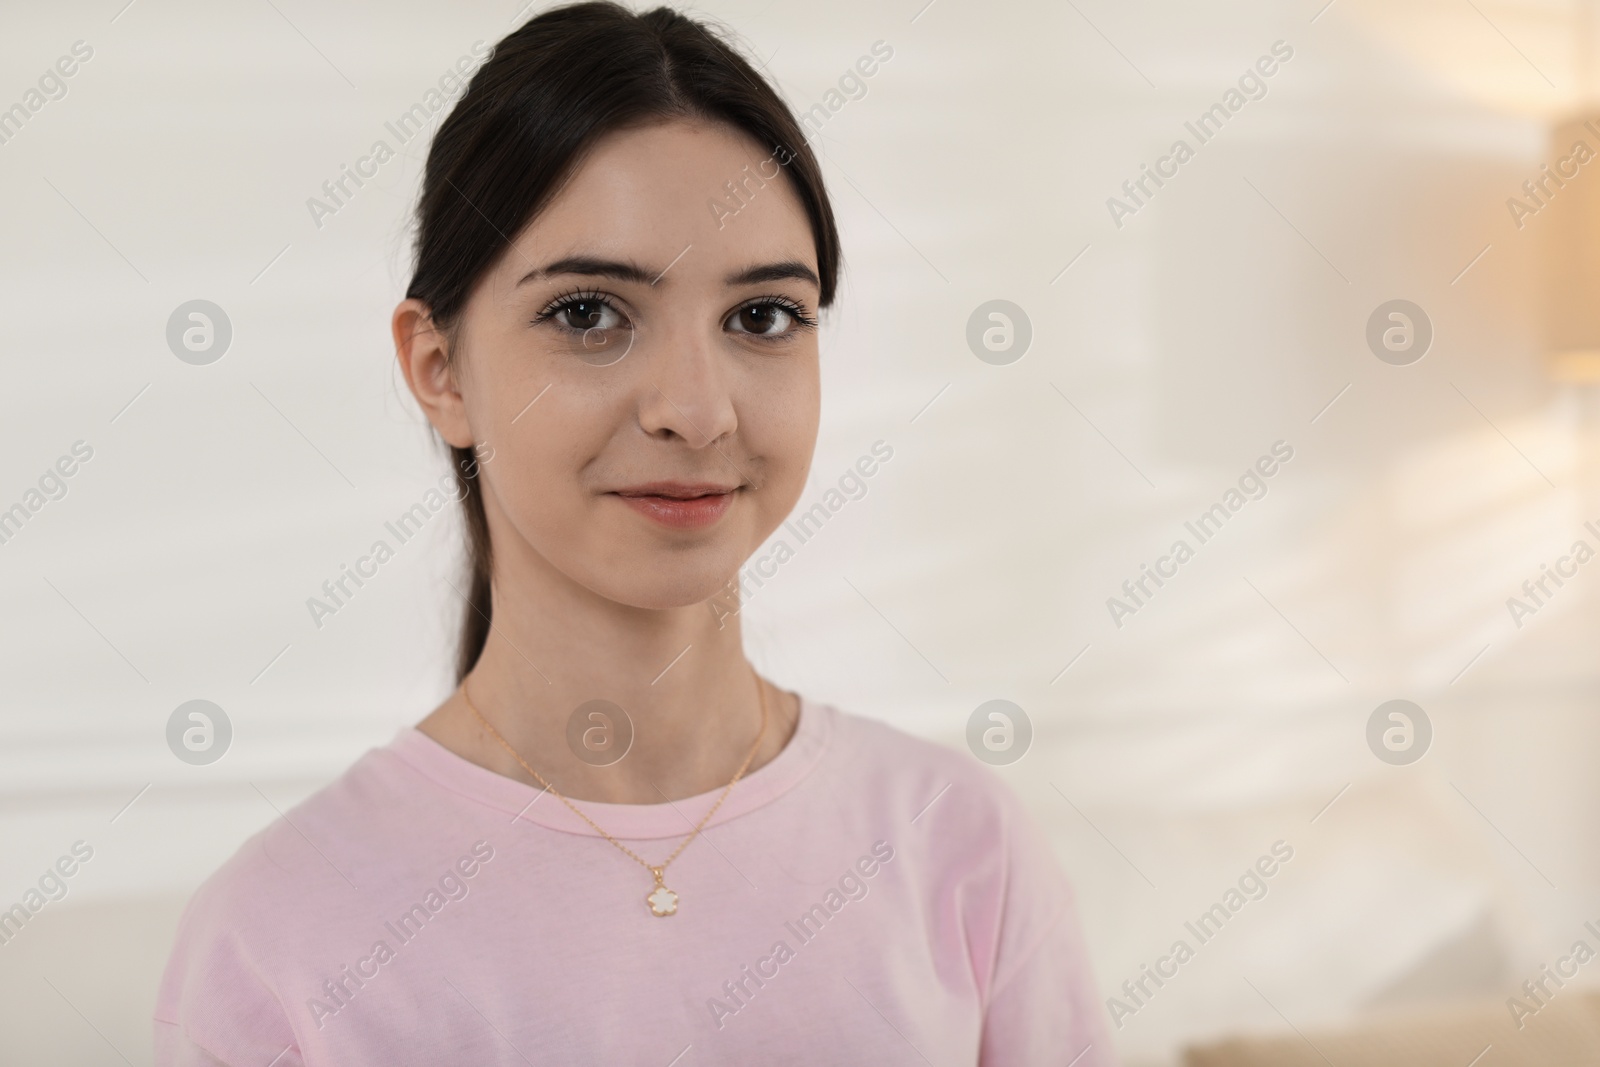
top-left (417, 576), bottom-right (799, 805)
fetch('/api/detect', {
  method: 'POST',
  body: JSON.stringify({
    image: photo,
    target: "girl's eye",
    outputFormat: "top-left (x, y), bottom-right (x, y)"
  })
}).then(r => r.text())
top-left (726, 300), bottom-right (814, 337)
top-left (533, 291), bottom-right (634, 366)
top-left (550, 297), bottom-right (625, 332)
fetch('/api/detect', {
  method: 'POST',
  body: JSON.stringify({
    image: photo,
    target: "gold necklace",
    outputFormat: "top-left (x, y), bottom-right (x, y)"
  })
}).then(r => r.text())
top-left (459, 668), bottom-right (770, 917)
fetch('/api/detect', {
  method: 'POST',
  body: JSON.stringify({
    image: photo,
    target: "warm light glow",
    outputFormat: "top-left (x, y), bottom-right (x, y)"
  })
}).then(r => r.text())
top-left (1341, 0), bottom-right (1592, 121)
top-left (1541, 112), bottom-right (1600, 380)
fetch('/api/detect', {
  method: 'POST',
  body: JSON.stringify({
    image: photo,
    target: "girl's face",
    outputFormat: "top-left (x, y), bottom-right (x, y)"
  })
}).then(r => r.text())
top-left (402, 119), bottom-right (822, 610)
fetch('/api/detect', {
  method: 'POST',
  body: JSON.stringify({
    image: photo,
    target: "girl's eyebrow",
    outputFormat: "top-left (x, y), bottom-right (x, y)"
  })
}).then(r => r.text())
top-left (515, 256), bottom-right (820, 290)
top-left (725, 261), bottom-right (820, 289)
top-left (517, 256), bottom-right (656, 287)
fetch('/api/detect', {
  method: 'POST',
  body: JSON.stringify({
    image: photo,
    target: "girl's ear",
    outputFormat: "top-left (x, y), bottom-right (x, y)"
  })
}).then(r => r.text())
top-left (394, 298), bottom-right (475, 449)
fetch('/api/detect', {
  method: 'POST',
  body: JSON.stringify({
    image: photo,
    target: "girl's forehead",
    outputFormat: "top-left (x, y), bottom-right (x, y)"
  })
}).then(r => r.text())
top-left (493, 120), bottom-right (816, 286)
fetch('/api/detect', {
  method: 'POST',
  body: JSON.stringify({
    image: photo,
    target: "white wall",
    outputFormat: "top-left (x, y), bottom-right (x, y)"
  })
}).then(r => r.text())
top-left (2, 0), bottom-right (1596, 1063)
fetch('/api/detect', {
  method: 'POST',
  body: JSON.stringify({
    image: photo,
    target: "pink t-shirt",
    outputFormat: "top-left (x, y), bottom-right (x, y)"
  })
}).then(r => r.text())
top-left (154, 696), bottom-right (1116, 1065)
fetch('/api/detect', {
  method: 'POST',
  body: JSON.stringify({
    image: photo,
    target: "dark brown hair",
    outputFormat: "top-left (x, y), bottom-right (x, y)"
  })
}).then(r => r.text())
top-left (405, 1), bottom-right (841, 683)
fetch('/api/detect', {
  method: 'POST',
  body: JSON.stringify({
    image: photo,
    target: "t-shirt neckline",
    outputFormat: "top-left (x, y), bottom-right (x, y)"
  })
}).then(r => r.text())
top-left (385, 693), bottom-right (833, 840)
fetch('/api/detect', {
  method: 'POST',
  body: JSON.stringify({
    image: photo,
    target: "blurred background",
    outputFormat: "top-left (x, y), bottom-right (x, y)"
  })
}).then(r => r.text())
top-left (4, 0), bottom-right (1600, 1063)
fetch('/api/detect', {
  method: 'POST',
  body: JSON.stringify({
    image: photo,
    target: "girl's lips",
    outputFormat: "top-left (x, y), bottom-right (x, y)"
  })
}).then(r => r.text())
top-left (612, 490), bottom-right (735, 529)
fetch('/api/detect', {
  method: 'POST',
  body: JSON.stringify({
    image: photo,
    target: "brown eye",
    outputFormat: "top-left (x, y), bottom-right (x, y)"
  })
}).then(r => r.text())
top-left (557, 299), bottom-right (623, 331)
top-left (727, 302), bottom-right (796, 336)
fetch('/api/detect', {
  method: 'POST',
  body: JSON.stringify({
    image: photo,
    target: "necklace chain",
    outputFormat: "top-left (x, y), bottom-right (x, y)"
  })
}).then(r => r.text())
top-left (459, 668), bottom-right (770, 881)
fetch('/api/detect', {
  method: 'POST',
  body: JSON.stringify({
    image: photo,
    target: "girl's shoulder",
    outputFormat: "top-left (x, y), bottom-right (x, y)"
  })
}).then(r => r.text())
top-left (153, 739), bottom-right (413, 1055)
top-left (816, 700), bottom-right (1049, 849)
top-left (158, 735), bottom-right (423, 973)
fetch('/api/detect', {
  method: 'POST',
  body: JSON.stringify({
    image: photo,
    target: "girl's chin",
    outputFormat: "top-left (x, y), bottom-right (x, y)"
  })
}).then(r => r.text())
top-left (579, 556), bottom-right (746, 612)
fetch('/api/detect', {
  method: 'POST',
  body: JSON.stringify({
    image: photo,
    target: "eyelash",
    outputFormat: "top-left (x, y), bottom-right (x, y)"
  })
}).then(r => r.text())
top-left (745, 295), bottom-right (819, 331)
top-left (530, 288), bottom-right (614, 328)
top-left (530, 290), bottom-right (819, 334)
